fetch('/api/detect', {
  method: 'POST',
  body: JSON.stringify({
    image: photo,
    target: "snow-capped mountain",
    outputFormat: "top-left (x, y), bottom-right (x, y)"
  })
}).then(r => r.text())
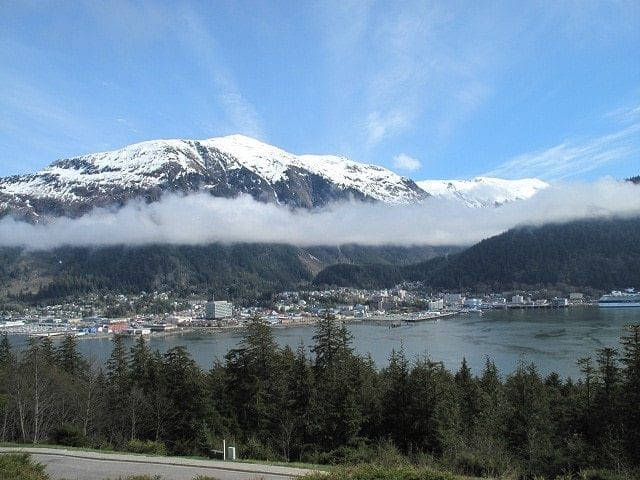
top-left (0, 134), bottom-right (551, 222)
top-left (0, 135), bottom-right (427, 221)
top-left (417, 177), bottom-right (549, 208)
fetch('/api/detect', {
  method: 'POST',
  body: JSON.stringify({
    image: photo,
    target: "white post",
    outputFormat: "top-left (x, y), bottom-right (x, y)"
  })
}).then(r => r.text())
top-left (223, 439), bottom-right (226, 460)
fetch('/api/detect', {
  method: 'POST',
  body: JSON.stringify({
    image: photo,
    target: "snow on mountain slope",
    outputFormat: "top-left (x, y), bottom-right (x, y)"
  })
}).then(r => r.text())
top-left (0, 133), bottom-right (552, 223)
top-left (417, 177), bottom-right (549, 208)
top-left (2, 140), bottom-right (207, 202)
top-left (202, 135), bottom-right (421, 202)
top-left (0, 135), bottom-right (426, 221)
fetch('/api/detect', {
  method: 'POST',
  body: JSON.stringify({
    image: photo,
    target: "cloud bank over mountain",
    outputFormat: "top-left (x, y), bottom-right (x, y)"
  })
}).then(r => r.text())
top-left (0, 178), bottom-right (638, 250)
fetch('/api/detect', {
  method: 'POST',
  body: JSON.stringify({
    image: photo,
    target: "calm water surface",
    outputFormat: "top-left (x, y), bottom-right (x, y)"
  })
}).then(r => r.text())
top-left (10, 307), bottom-right (640, 379)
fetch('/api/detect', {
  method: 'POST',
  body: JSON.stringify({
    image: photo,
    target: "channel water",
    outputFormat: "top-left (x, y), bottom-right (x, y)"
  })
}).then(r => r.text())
top-left (8, 307), bottom-right (640, 379)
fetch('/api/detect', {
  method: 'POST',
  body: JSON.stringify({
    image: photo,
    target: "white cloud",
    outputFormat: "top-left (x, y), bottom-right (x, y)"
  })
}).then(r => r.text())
top-left (1, 179), bottom-right (639, 250)
top-left (393, 153), bottom-right (422, 172)
top-left (365, 111), bottom-right (410, 147)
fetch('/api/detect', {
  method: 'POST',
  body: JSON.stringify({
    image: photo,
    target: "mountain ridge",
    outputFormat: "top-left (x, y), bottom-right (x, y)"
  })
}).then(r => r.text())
top-left (417, 176), bottom-right (549, 207)
top-left (313, 216), bottom-right (640, 292)
top-left (0, 135), bottom-right (427, 221)
top-left (0, 135), bottom-right (549, 222)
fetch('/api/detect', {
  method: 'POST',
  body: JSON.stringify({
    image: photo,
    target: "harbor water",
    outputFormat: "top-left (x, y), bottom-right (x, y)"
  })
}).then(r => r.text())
top-left (6, 307), bottom-right (640, 380)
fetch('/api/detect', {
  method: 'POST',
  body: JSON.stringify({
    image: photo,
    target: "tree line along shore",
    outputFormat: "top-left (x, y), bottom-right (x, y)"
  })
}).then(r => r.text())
top-left (1, 316), bottom-right (639, 480)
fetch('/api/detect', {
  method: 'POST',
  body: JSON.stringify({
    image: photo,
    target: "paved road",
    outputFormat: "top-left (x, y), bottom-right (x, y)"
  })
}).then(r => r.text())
top-left (0, 447), bottom-right (316, 480)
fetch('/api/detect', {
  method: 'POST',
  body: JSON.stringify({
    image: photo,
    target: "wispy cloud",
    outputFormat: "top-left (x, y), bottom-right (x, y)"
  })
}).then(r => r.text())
top-left (393, 153), bottom-right (422, 172)
top-left (93, 2), bottom-right (266, 140)
top-left (84, 0), bottom-right (172, 47)
top-left (484, 123), bottom-right (640, 181)
top-left (605, 103), bottom-right (640, 125)
top-left (319, 2), bottom-right (496, 151)
top-left (2, 179), bottom-right (639, 250)
top-left (0, 69), bottom-right (104, 172)
top-left (366, 111), bottom-right (410, 146)
top-left (176, 11), bottom-right (265, 140)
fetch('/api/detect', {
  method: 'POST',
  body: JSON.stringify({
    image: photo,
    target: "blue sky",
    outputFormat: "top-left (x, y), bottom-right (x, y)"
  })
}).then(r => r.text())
top-left (1, 0), bottom-right (639, 182)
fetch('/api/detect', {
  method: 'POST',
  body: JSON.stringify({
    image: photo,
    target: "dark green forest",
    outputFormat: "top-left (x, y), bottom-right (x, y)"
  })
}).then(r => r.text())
top-left (1, 317), bottom-right (639, 479)
top-left (314, 217), bottom-right (640, 292)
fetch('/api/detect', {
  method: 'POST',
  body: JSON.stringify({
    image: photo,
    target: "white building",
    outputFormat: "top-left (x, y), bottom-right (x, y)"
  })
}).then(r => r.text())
top-left (464, 298), bottom-right (482, 308)
top-left (205, 301), bottom-right (233, 319)
top-left (428, 299), bottom-right (444, 311)
top-left (443, 293), bottom-right (464, 307)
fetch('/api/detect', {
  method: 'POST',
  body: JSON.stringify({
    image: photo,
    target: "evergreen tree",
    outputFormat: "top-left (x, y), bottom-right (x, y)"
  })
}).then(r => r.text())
top-left (310, 315), bottom-right (363, 449)
top-left (224, 315), bottom-right (284, 446)
top-left (311, 315), bottom-right (354, 378)
top-left (106, 334), bottom-right (129, 387)
top-left (36, 337), bottom-right (56, 365)
top-left (593, 348), bottom-right (620, 430)
top-left (619, 324), bottom-right (640, 463)
top-left (504, 363), bottom-right (552, 477)
top-left (128, 335), bottom-right (152, 390)
top-left (592, 347), bottom-right (625, 470)
top-left (380, 346), bottom-right (412, 452)
top-left (577, 356), bottom-right (595, 411)
top-left (454, 357), bottom-right (482, 442)
top-left (0, 333), bottom-right (15, 442)
top-left (407, 357), bottom-right (455, 455)
top-left (205, 359), bottom-right (234, 451)
top-left (162, 346), bottom-right (207, 455)
top-left (0, 333), bottom-right (13, 367)
top-left (104, 334), bottom-right (130, 446)
top-left (146, 350), bottom-right (169, 443)
top-left (477, 358), bottom-right (506, 442)
top-left (56, 335), bottom-right (88, 376)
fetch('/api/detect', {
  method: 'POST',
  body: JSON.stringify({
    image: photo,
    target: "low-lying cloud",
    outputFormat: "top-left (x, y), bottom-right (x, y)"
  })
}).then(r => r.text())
top-left (1, 178), bottom-right (639, 250)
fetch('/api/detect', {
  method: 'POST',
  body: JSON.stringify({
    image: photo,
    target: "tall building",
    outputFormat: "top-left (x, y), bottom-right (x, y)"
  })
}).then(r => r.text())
top-left (205, 300), bottom-right (233, 319)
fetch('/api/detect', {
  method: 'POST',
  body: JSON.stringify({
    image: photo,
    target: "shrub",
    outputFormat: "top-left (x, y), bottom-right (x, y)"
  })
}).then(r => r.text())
top-left (578, 470), bottom-right (635, 480)
top-left (239, 437), bottom-right (279, 462)
top-left (0, 453), bottom-right (49, 480)
top-left (124, 439), bottom-right (167, 456)
top-left (374, 439), bottom-right (410, 468)
top-left (302, 464), bottom-right (457, 480)
top-left (50, 423), bottom-right (87, 447)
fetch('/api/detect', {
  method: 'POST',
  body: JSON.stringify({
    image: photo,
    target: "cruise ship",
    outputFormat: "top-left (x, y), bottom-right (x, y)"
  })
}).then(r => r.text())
top-left (598, 289), bottom-right (640, 308)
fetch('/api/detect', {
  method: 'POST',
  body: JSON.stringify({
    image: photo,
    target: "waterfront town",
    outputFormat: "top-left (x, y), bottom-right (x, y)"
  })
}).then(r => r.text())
top-left (0, 285), bottom-right (594, 338)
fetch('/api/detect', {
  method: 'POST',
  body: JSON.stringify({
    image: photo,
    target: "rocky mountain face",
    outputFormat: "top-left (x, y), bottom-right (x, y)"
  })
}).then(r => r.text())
top-left (0, 135), bottom-right (427, 221)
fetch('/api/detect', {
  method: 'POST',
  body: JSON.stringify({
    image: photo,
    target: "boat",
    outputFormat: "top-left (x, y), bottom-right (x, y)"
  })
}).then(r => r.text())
top-left (598, 289), bottom-right (640, 308)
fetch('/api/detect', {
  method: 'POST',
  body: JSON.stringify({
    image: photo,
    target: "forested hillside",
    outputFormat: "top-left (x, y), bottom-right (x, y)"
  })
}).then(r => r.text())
top-left (1, 318), bottom-right (639, 478)
top-left (0, 244), bottom-right (449, 304)
top-left (3, 216), bottom-right (639, 303)
top-left (314, 217), bottom-right (640, 292)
